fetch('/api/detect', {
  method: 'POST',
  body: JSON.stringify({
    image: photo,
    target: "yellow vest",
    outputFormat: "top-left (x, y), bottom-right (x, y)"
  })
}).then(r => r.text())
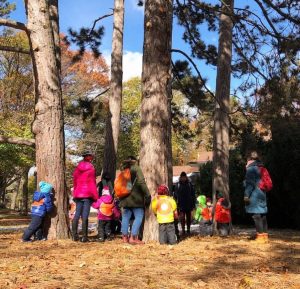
top-left (151, 196), bottom-right (177, 224)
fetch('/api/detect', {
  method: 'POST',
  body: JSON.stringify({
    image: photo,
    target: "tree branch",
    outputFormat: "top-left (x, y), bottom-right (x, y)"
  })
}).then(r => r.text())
top-left (171, 48), bottom-right (215, 99)
top-left (89, 11), bottom-right (113, 35)
top-left (0, 136), bottom-right (35, 147)
top-left (0, 18), bottom-right (28, 32)
top-left (0, 45), bottom-right (31, 54)
top-left (261, 0), bottom-right (300, 25)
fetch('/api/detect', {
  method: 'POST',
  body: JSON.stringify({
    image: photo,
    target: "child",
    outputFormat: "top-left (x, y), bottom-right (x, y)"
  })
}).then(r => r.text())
top-left (151, 184), bottom-right (177, 245)
top-left (197, 196), bottom-right (213, 236)
top-left (215, 193), bottom-right (231, 237)
top-left (92, 186), bottom-right (120, 242)
top-left (22, 181), bottom-right (53, 242)
top-left (194, 195), bottom-right (207, 222)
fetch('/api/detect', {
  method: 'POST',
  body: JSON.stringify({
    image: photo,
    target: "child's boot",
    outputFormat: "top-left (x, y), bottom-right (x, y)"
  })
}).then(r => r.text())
top-left (129, 235), bottom-right (144, 245)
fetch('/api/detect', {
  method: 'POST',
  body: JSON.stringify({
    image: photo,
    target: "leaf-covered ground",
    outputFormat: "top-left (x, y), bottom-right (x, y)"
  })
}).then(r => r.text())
top-left (0, 210), bottom-right (300, 289)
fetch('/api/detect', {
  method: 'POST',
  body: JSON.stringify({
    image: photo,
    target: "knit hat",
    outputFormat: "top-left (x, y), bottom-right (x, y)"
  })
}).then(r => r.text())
top-left (157, 184), bottom-right (169, 196)
top-left (102, 186), bottom-right (110, 196)
top-left (39, 181), bottom-right (53, 194)
top-left (217, 191), bottom-right (223, 199)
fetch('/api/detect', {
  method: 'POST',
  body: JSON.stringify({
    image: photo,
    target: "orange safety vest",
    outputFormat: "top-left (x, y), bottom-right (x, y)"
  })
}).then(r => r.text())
top-left (99, 202), bottom-right (114, 217)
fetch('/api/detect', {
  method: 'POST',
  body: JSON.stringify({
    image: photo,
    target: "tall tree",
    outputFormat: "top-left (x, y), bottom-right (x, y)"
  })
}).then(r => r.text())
top-left (140, 0), bottom-right (174, 241)
top-left (26, 0), bottom-right (69, 239)
top-left (102, 0), bottom-right (125, 180)
top-left (212, 0), bottom-right (234, 203)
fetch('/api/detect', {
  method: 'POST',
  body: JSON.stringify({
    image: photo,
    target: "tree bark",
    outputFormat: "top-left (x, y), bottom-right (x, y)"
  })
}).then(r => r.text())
top-left (212, 0), bottom-right (234, 203)
top-left (10, 179), bottom-right (21, 210)
top-left (103, 0), bottom-right (125, 180)
top-left (25, 0), bottom-right (69, 239)
top-left (140, 0), bottom-right (174, 242)
top-left (21, 168), bottom-right (30, 215)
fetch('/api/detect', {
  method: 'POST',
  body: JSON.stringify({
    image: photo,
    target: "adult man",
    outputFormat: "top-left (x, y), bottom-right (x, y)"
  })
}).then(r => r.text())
top-left (119, 156), bottom-right (151, 245)
top-left (174, 172), bottom-right (196, 235)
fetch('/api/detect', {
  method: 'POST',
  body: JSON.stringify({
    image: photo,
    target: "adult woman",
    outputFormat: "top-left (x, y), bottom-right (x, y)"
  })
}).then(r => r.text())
top-left (72, 151), bottom-right (98, 242)
top-left (244, 151), bottom-right (268, 243)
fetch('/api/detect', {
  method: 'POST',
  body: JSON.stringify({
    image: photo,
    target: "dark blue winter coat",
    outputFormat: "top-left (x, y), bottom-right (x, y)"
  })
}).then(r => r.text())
top-left (31, 191), bottom-right (53, 217)
top-left (244, 161), bottom-right (268, 214)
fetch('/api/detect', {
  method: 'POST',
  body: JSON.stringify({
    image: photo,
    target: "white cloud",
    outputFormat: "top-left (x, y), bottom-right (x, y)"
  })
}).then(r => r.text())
top-left (103, 50), bottom-right (143, 82)
top-left (123, 51), bottom-right (143, 81)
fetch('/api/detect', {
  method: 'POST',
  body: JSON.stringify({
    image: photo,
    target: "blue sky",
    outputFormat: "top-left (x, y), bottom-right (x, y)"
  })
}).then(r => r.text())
top-left (9, 0), bottom-right (246, 92)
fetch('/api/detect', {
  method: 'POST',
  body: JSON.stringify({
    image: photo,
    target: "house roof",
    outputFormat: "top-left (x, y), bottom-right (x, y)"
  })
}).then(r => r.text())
top-left (173, 166), bottom-right (199, 177)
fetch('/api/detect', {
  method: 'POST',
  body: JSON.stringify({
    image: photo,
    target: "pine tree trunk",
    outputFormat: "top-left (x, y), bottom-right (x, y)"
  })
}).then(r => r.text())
top-left (140, 0), bottom-right (174, 242)
top-left (212, 0), bottom-right (234, 204)
top-left (21, 168), bottom-right (29, 215)
top-left (10, 179), bottom-right (21, 210)
top-left (103, 0), bottom-right (124, 180)
top-left (26, 0), bottom-right (69, 239)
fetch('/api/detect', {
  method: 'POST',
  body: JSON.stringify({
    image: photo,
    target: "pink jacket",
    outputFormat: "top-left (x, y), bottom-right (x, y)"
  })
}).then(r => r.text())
top-left (73, 161), bottom-right (98, 201)
top-left (92, 195), bottom-right (121, 221)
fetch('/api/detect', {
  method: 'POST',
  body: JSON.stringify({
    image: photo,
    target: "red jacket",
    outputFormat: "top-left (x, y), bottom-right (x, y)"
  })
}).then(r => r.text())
top-left (73, 161), bottom-right (98, 201)
top-left (215, 198), bottom-right (231, 224)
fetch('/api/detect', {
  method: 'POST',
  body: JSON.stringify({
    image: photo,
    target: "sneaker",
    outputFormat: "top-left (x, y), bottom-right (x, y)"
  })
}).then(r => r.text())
top-left (21, 239), bottom-right (32, 243)
top-left (106, 235), bottom-right (113, 241)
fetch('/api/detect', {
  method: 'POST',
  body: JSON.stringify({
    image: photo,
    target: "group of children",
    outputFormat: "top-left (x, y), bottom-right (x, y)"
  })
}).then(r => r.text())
top-left (22, 181), bottom-right (231, 244)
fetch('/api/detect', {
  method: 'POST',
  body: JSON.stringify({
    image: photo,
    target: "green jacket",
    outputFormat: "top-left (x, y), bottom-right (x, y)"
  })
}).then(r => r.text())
top-left (119, 164), bottom-right (151, 208)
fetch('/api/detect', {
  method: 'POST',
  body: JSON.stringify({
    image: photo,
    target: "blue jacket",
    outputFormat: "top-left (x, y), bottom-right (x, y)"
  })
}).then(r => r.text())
top-left (31, 191), bottom-right (53, 217)
top-left (244, 161), bottom-right (267, 214)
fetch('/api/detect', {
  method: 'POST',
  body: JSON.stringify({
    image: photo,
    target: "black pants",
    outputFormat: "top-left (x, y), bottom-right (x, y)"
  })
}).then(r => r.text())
top-left (252, 214), bottom-right (268, 233)
top-left (98, 220), bottom-right (112, 239)
top-left (180, 211), bottom-right (192, 233)
top-left (23, 215), bottom-right (43, 241)
top-left (217, 222), bottom-right (230, 236)
top-left (159, 223), bottom-right (177, 245)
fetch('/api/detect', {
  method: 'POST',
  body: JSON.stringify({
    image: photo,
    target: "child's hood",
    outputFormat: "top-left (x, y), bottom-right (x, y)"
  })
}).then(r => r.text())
top-left (100, 195), bottom-right (113, 204)
top-left (197, 195), bottom-right (207, 206)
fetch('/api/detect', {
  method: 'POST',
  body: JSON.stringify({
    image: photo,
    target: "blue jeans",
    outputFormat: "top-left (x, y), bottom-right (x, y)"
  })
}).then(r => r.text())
top-left (73, 198), bottom-right (92, 223)
top-left (121, 207), bottom-right (144, 236)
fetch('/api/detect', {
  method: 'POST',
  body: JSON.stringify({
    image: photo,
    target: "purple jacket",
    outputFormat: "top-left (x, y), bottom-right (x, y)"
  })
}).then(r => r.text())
top-left (92, 195), bottom-right (121, 221)
top-left (73, 161), bottom-right (98, 201)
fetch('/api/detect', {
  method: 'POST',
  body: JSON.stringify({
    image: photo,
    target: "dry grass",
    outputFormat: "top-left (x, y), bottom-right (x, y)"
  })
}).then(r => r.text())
top-left (0, 210), bottom-right (300, 289)
top-left (0, 229), bottom-right (299, 289)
